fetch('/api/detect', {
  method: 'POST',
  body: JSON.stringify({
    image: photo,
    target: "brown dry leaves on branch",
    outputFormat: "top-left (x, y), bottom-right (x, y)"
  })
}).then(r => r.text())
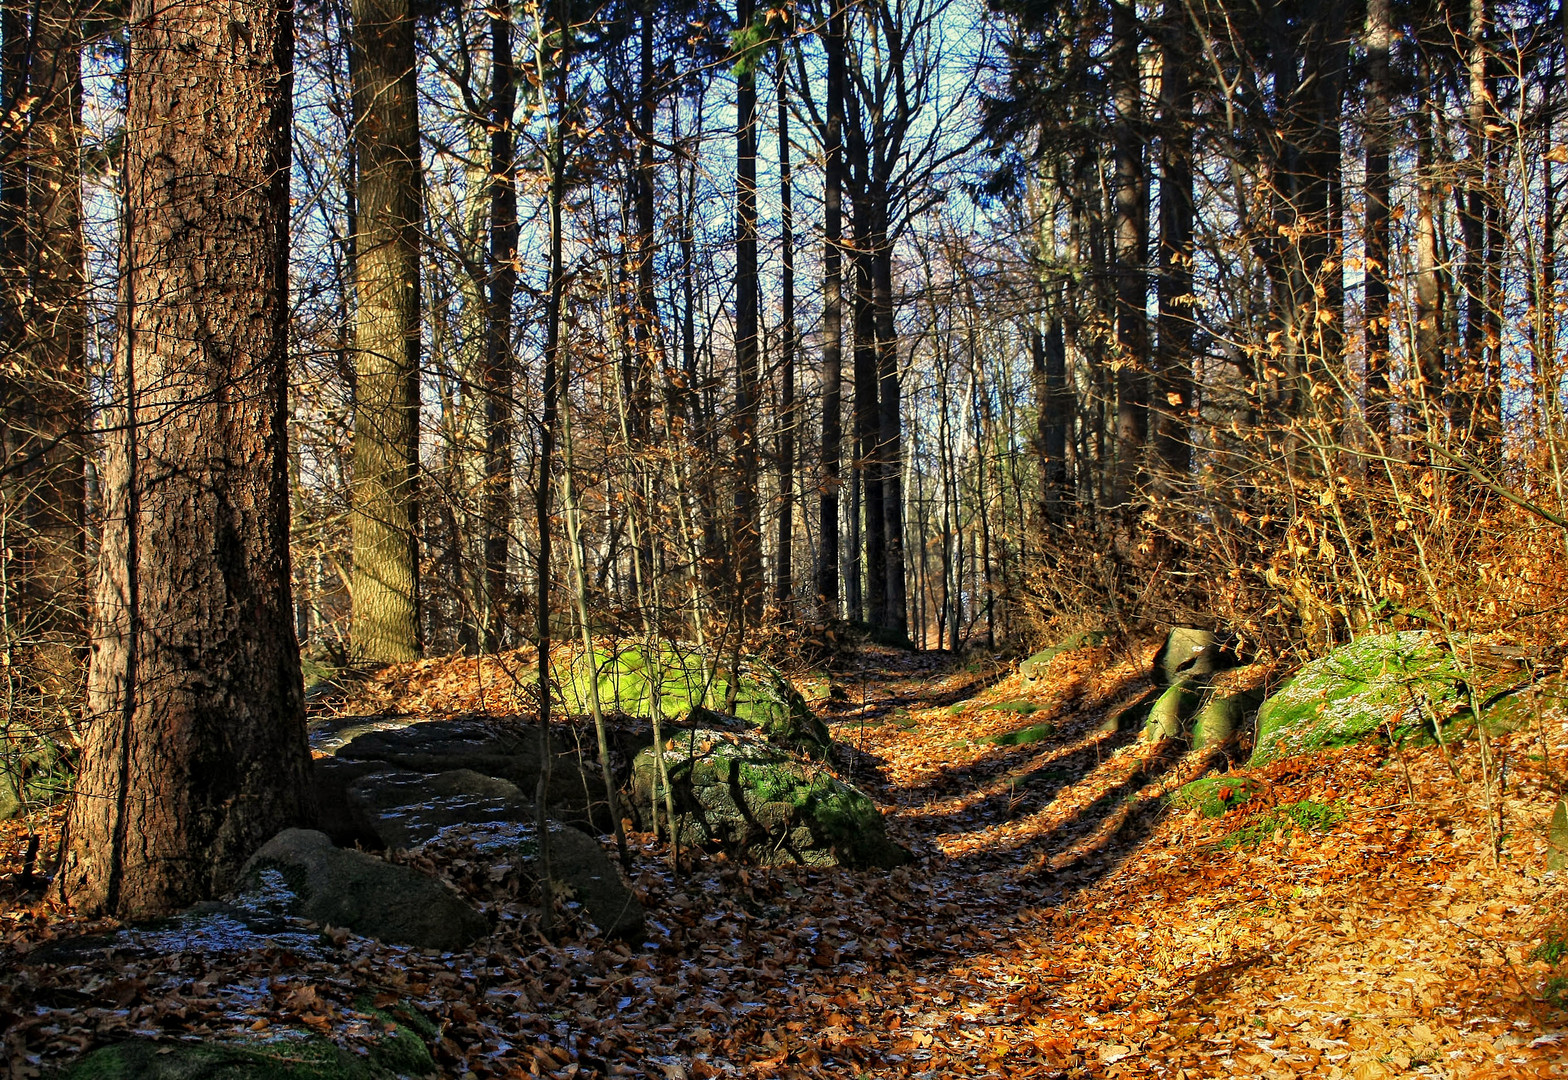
top-left (5, 640), bottom-right (1568, 1078)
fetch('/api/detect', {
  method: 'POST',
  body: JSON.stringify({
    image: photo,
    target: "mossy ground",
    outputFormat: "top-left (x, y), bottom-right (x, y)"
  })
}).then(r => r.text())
top-left (1173, 776), bottom-right (1261, 818)
top-left (983, 721), bottom-right (1056, 746)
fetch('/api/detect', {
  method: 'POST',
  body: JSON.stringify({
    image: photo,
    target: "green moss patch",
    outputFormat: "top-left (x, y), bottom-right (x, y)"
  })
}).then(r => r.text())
top-left (1250, 632), bottom-right (1474, 767)
top-left (983, 722), bottom-right (1057, 747)
top-left (1222, 799), bottom-right (1348, 849)
top-left (632, 730), bottom-right (908, 869)
top-left (560, 645), bottom-right (829, 754)
top-left (1172, 776), bottom-right (1261, 818)
top-left (984, 699), bottom-right (1041, 715)
top-left (62, 1023), bottom-right (434, 1079)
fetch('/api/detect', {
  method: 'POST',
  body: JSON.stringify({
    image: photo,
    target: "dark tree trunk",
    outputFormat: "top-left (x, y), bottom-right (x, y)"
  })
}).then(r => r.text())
top-left (483, 0), bottom-right (517, 650)
top-left (1034, 318), bottom-right (1070, 528)
top-left (59, 0), bottom-right (311, 917)
top-left (733, 0), bottom-right (762, 621)
top-left (1363, 0), bottom-right (1392, 437)
top-left (775, 66), bottom-right (796, 608)
top-left (874, 238), bottom-right (906, 638)
top-left (349, 0), bottom-right (422, 662)
top-left (1110, 0), bottom-right (1147, 513)
top-left (1, 0), bottom-right (89, 734)
top-left (1153, 0), bottom-right (1192, 503)
top-left (816, 6), bottom-right (846, 617)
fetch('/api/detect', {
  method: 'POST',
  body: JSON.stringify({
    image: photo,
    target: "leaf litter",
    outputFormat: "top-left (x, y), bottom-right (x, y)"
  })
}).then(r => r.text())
top-left (4, 639), bottom-right (1568, 1078)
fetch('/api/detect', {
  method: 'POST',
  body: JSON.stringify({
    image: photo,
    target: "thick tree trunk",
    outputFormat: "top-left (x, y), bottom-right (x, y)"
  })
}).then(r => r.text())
top-left (483, 0), bottom-right (517, 650)
top-left (816, 7), bottom-right (846, 617)
top-left (59, 0), bottom-right (310, 917)
top-left (349, 0), bottom-right (422, 662)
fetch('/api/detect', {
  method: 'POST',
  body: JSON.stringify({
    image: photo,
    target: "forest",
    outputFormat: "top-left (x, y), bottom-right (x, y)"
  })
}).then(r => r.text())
top-left (5, 0), bottom-right (1568, 1075)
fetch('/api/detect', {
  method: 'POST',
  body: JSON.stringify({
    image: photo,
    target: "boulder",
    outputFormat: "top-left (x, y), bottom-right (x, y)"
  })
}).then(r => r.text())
top-left (236, 829), bottom-right (488, 951)
top-left (330, 717), bottom-right (606, 830)
top-left (1550, 800), bottom-right (1568, 872)
top-left (61, 1025), bottom-right (433, 1079)
top-left (1249, 631), bottom-right (1471, 766)
top-left (539, 823), bottom-right (643, 939)
top-left (561, 645), bottom-right (830, 755)
top-left (631, 729), bottom-right (909, 869)
top-left (1152, 628), bottom-right (1242, 687)
top-left (1144, 681), bottom-right (1202, 741)
top-left (1190, 685), bottom-right (1266, 751)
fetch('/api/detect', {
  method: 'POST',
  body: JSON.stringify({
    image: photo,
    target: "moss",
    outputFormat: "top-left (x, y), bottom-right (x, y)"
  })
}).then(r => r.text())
top-left (1020, 630), bottom-right (1105, 679)
top-left (984, 722), bottom-right (1057, 747)
top-left (1222, 799), bottom-right (1347, 848)
top-left (631, 732), bottom-right (908, 868)
top-left (1250, 632), bottom-right (1475, 767)
top-left (61, 1030), bottom-right (423, 1080)
top-left (1190, 687), bottom-right (1265, 750)
top-left (561, 646), bottom-right (829, 753)
top-left (1144, 682), bottom-right (1201, 741)
top-left (1172, 776), bottom-right (1260, 818)
top-left (984, 699), bottom-right (1041, 715)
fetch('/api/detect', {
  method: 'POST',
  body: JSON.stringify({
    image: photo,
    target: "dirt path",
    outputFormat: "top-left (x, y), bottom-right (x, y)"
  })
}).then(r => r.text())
top-left (4, 642), bottom-right (1568, 1079)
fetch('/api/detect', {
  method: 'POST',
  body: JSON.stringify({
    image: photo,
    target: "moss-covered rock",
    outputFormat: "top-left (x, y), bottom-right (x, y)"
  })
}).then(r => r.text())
top-left (1549, 800), bottom-right (1568, 872)
top-left (561, 646), bottom-right (829, 755)
top-left (61, 1025), bottom-right (434, 1079)
top-left (1190, 686), bottom-right (1266, 751)
top-left (983, 721), bottom-right (1056, 747)
top-left (1172, 776), bottom-right (1261, 818)
top-left (1249, 631), bottom-right (1476, 766)
top-left (1019, 630), bottom-right (1105, 681)
top-left (631, 730), bottom-right (908, 869)
top-left (984, 698), bottom-right (1041, 715)
top-left (1144, 681), bottom-right (1202, 741)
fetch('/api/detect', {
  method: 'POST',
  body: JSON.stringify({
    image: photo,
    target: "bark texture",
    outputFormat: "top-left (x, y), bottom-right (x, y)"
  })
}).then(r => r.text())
top-left (59, 0), bottom-right (311, 918)
top-left (349, 0), bottom-right (423, 662)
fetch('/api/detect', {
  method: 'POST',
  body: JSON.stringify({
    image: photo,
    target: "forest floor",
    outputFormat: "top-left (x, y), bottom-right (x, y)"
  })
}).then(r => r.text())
top-left (4, 640), bottom-right (1568, 1079)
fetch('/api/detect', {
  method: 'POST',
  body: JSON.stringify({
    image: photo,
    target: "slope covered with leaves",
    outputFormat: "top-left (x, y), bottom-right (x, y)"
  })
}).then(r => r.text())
top-left (4, 640), bottom-right (1567, 1078)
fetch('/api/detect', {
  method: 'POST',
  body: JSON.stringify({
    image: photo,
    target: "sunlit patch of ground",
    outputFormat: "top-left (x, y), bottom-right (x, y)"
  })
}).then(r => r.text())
top-left (5, 641), bottom-right (1568, 1079)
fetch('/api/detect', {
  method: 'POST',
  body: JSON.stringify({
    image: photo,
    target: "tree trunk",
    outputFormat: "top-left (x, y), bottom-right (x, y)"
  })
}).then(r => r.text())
top-left (1363, 0), bottom-right (1391, 437)
top-left (1153, 0), bottom-right (1192, 505)
top-left (875, 237), bottom-right (906, 639)
top-left (850, 175), bottom-right (882, 626)
top-left (1, 0), bottom-right (89, 738)
top-left (1110, 0), bottom-right (1147, 513)
top-left (483, 0), bottom-right (517, 650)
top-left (350, 0), bottom-right (422, 662)
top-left (733, 0), bottom-right (762, 621)
top-left (816, 6), bottom-right (846, 617)
top-left (59, 0), bottom-right (310, 917)
top-left (775, 65), bottom-right (796, 608)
